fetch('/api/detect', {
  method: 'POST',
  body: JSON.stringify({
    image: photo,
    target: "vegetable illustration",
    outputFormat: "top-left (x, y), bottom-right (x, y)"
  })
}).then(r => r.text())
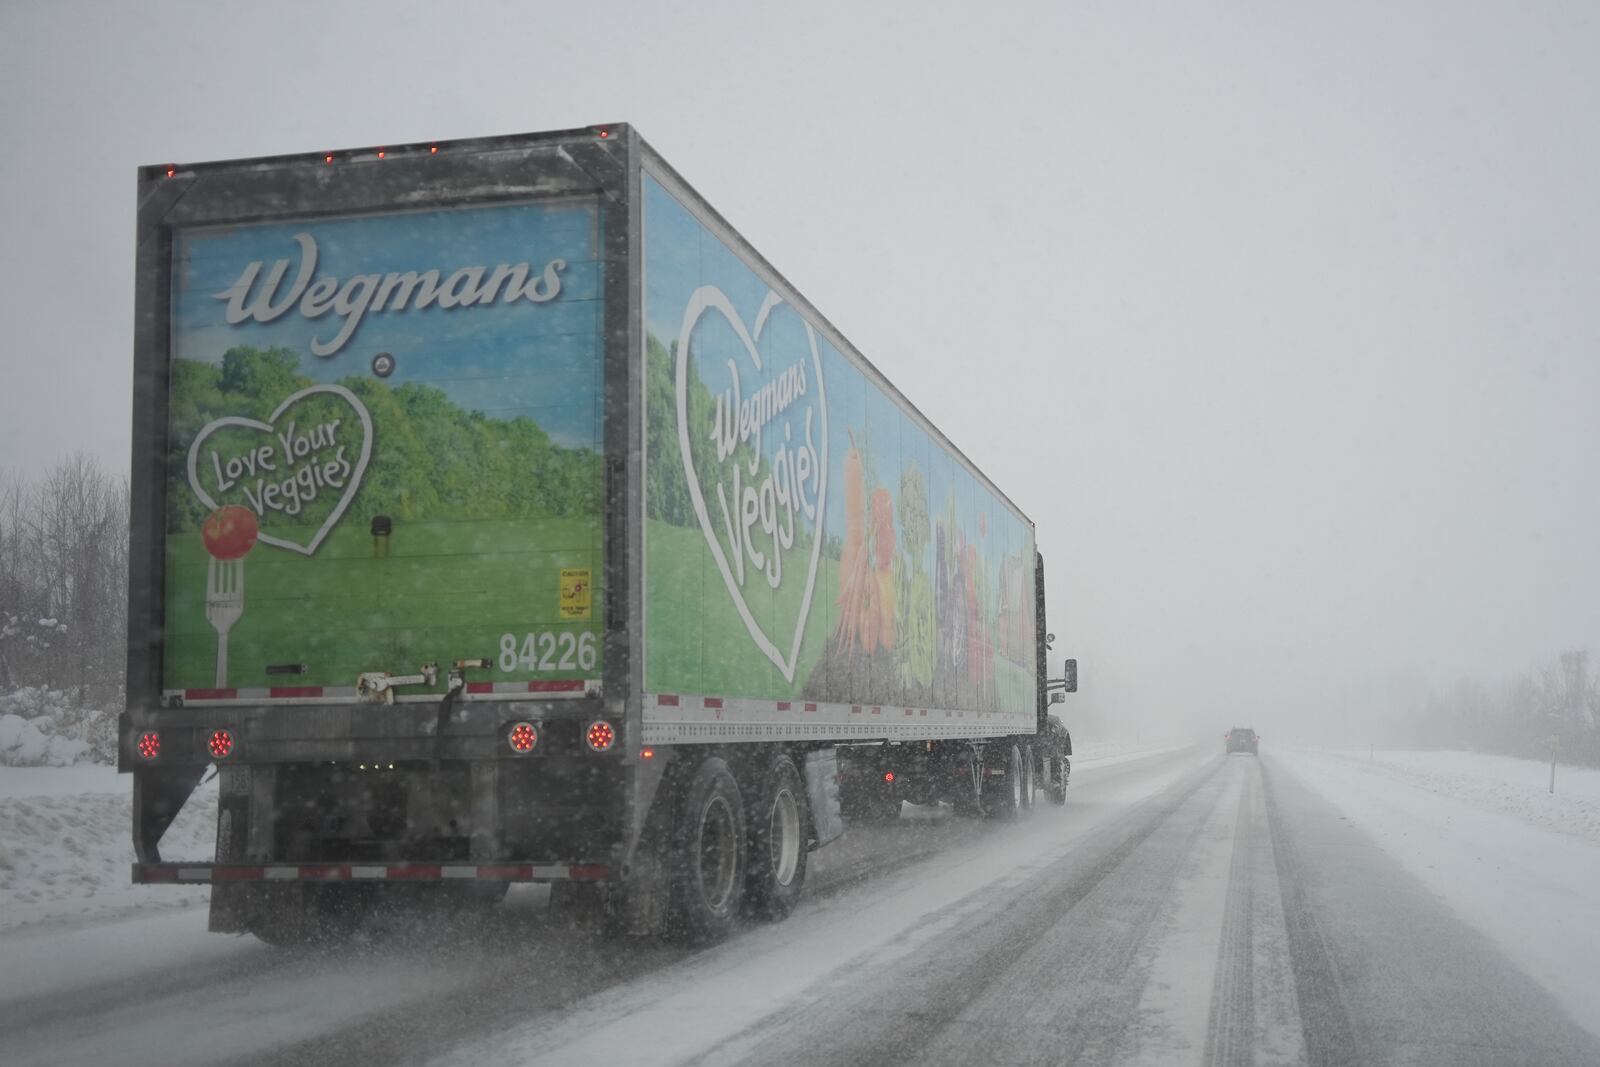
top-left (840, 435), bottom-right (865, 589)
top-left (833, 432), bottom-right (897, 658)
top-left (871, 487), bottom-right (895, 570)
top-left (894, 466), bottom-right (935, 691)
top-left (201, 505), bottom-right (258, 560)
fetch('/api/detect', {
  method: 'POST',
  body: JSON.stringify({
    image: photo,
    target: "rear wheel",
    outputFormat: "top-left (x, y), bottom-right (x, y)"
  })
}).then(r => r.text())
top-left (1019, 744), bottom-right (1037, 814)
top-left (1045, 753), bottom-right (1070, 805)
top-left (745, 754), bottom-right (809, 921)
top-left (984, 744), bottom-right (1025, 819)
top-left (668, 756), bottom-right (746, 943)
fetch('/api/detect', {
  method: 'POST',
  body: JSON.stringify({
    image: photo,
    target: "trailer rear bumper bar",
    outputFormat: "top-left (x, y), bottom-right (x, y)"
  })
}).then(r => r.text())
top-left (134, 861), bottom-right (611, 884)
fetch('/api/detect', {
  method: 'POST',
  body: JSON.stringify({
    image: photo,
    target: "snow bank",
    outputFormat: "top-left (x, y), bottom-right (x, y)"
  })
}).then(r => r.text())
top-left (0, 765), bottom-right (216, 932)
top-left (0, 687), bottom-right (116, 766)
top-left (1316, 748), bottom-right (1600, 845)
top-left (0, 713), bottom-right (89, 767)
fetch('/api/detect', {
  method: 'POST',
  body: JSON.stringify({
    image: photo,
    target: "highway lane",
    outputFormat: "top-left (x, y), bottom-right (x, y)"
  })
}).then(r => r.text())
top-left (9, 745), bottom-right (1595, 1066)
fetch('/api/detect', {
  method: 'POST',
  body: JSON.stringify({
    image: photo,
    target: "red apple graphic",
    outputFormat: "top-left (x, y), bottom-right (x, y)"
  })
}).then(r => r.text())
top-left (202, 506), bottom-right (258, 560)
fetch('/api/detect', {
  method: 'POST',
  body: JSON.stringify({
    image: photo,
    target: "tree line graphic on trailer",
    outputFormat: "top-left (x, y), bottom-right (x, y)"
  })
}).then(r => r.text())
top-left (167, 346), bottom-right (603, 690)
top-left (162, 198), bottom-right (605, 693)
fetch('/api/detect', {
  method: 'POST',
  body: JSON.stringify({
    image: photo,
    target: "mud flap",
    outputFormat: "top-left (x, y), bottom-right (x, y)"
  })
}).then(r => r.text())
top-left (804, 748), bottom-right (844, 847)
top-left (132, 764), bottom-right (207, 863)
top-left (208, 773), bottom-right (251, 933)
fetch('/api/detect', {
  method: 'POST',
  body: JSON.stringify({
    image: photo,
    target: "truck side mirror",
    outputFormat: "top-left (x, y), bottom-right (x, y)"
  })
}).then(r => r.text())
top-left (1062, 658), bottom-right (1077, 693)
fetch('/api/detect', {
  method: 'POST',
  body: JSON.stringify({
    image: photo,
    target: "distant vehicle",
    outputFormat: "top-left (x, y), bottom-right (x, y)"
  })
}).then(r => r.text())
top-left (1225, 728), bottom-right (1259, 755)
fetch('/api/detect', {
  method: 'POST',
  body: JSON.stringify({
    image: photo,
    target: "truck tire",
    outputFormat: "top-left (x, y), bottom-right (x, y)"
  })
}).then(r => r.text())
top-left (745, 754), bottom-right (809, 921)
top-left (1020, 743), bottom-right (1037, 814)
top-left (669, 756), bottom-right (747, 943)
top-left (984, 744), bottom-right (1025, 819)
top-left (1045, 754), bottom-right (1069, 805)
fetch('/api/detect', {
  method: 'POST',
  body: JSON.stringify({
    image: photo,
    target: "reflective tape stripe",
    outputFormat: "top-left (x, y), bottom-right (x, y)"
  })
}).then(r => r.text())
top-left (297, 865), bottom-right (348, 880)
top-left (135, 861), bottom-right (608, 883)
top-left (386, 865), bottom-right (443, 880)
top-left (475, 865), bottom-right (533, 880)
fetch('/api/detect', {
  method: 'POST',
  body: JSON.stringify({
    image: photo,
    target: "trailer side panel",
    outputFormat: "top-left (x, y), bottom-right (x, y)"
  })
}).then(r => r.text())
top-left (639, 165), bottom-right (1037, 744)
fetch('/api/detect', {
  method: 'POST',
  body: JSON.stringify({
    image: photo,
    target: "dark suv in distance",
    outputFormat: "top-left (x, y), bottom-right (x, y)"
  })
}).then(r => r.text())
top-left (1226, 728), bottom-right (1259, 755)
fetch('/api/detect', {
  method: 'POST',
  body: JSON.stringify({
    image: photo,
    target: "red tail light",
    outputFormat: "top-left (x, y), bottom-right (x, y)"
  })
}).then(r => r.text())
top-left (585, 721), bottom-right (615, 752)
top-left (507, 721), bottom-right (538, 753)
top-left (137, 732), bottom-right (161, 760)
top-left (883, 771), bottom-right (895, 783)
top-left (207, 729), bottom-right (234, 759)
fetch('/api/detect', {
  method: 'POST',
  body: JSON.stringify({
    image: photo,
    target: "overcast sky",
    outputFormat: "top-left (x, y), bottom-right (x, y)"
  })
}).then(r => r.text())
top-left (3, 0), bottom-right (1597, 739)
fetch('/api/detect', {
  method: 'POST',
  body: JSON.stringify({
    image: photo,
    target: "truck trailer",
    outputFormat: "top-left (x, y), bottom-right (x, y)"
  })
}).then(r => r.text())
top-left (123, 124), bottom-right (1069, 943)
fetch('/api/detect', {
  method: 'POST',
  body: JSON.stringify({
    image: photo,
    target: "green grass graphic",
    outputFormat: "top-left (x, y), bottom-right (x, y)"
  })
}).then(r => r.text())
top-left (162, 517), bottom-right (602, 690)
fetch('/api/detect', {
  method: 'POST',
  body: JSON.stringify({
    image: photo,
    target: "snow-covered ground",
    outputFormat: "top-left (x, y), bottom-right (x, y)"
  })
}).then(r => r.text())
top-left (0, 766), bottom-right (216, 933)
top-left (6, 744), bottom-right (1599, 1063)
top-left (437, 743), bottom-right (1218, 1067)
top-left (1072, 737), bottom-right (1195, 770)
top-left (1276, 748), bottom-right (1600, 1039)
top-left (5, 745), bottom-right (1599, 1065)
top-left (1299, 748), bottom-right (1600, 843)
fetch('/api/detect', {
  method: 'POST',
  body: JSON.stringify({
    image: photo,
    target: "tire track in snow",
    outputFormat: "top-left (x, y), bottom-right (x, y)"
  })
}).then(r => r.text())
top-left (1203, 767), bottom-right (1256, 1067)
top-left (1261, 760), bottom-right (1364, 1067)
top-left (694, 756), bottom-right (1229, 1066)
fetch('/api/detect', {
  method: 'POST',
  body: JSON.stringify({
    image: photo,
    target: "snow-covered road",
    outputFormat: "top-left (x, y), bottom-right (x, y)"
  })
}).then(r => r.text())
top-left (3, 746), bottom-right (1598, 1066)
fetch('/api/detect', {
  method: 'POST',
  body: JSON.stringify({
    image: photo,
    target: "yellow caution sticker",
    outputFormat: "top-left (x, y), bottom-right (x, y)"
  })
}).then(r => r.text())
top-left (560, 568), bottom-right (592, 620)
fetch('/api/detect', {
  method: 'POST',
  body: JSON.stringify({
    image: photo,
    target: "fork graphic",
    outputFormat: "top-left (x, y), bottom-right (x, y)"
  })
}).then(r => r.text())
top-left (206, 557), bottom-right (244, 688)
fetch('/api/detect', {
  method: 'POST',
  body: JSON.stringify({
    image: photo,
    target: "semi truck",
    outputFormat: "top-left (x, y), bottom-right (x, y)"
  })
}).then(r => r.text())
top-left (122, 124), bottom-right (1070, 943)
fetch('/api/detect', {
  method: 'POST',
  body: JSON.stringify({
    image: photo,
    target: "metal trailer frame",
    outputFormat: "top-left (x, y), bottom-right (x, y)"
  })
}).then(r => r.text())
top-left (122, 124), bottom-right (1046, 891)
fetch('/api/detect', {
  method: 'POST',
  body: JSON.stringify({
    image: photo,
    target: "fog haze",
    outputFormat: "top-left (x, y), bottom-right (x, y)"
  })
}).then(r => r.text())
top-left (3, 0), bottom-right (1596, 742)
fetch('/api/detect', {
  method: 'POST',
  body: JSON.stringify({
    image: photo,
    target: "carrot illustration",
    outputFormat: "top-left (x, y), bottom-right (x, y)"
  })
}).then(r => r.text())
top-left (832, 432), bottom-right (898, 662)
top-left (839, 431), bottom-right (865, 596)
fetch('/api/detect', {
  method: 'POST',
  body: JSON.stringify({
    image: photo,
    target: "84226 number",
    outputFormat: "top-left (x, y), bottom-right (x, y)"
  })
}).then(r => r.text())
top-left (498, 630), bottom-right (597, 673)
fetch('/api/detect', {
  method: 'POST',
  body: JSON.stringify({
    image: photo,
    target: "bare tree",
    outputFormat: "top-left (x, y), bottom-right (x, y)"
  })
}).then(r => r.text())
top-left (0, 455), bottom-right (129, 708)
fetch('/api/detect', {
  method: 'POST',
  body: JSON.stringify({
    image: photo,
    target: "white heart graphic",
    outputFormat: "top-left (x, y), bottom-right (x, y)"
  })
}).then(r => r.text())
top-left (676, 287), bottom-right (828, 683)
top-left (186, 383), bottom-right (374, 556)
